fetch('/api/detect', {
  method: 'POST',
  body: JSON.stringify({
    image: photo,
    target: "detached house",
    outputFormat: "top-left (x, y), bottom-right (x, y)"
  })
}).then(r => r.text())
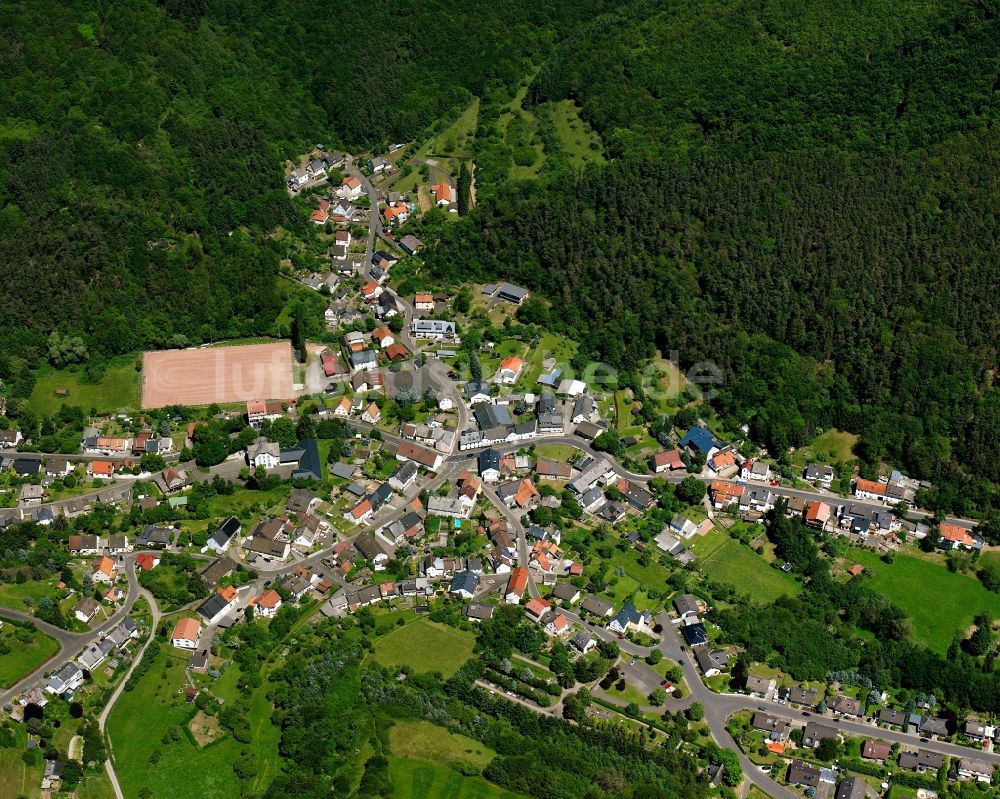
top-left (505, 567), bottom-right (529, 604)
top-left (652, 449), bottom-right (685, 473)
top-left (498, 357), bottom-right (524, 384)
top-left (609, 603), bottom-right (649, 634)
top-left (170, 617), bottom-right (201, 650)
top-left (91, 556), bottom-right (117, 585)
top-left (804, 464), bottom-right (835, 487)
top-left (939, 522), bottom-right (983, 551)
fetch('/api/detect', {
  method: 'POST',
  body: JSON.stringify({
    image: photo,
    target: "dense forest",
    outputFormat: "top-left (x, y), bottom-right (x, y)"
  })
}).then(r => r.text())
top-left (0, 0), bottom-right (608, 387)
top-left (423, 0), bottom-right (1000, 513)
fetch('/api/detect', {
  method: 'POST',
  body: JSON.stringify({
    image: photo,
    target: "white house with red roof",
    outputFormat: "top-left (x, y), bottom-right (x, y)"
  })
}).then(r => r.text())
top-left (433, 183), bottom-right (453, 207)
top-left (171, 617), bottom-right (201, 650)
top-left (653, 449), bottom-right (685, 473)
top-left (338, 176), bottom-right (363, 200)
top-left (498, 357), bottom-right (524, 384)
top-left (545, 612), bottom-right (570, 637)
top-left (256, 589), bottom-right (283, 619)
top-left (361, 402), bottom-right (381, 424)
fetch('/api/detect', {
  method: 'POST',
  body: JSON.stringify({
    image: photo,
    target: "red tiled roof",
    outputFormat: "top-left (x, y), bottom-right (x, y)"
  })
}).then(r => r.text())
top-left (524, 597), bottom-right (550, 617)
top-left (172, 617), bottom-right (200, 641)
top-left (507, 567), bottom-right (529, 597)
top-left (855, 478), bottom-right (886, 495)
top-left (136, 554), bottom-right (158, 571)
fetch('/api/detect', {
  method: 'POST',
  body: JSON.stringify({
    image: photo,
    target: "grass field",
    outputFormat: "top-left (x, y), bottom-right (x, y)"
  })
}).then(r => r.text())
top-left (0, 577), bottom-right (62, 610)
top-left (499, 82), bottom-right (546, 181)
top-left (0, 726), bottom-right (42, 799)
top-left (694, 531), bottom-right (800, 603)
top-left (792, 429), bottom-right (859, 468)
top-left (372, 620), bottom-right (475, 678)
top-left (388, 756), bottom-right (529, 799)
top-left (29, 356), bottom-right (140, 415)
top-left (388, 720), bottom-right (495, 772)
top-left (107, 648), bottom-right (281, 799)
top-left (549, 100), bottom-right (604, 166)
top-left (845, 547), bottom-right (1000, 653)
top-left (0, 624), bottom-right (59, 687)
top-left (422, 99), bottom-right (480, 159)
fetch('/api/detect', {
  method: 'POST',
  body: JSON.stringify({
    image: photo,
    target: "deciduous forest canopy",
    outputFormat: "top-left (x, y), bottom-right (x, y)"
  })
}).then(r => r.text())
top-left (426, 0), bottom-right (1000, 513)
top-left (1, 0), bottom-right (999, 511)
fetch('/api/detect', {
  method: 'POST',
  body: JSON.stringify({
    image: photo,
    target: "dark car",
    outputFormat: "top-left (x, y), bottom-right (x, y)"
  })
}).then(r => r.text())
top-left (802, 711), bottom-right (811, 717)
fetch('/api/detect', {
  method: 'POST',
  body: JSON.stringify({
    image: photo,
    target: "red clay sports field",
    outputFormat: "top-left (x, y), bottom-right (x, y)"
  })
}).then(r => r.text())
top-left (141, 342), bottom-right (295, 408)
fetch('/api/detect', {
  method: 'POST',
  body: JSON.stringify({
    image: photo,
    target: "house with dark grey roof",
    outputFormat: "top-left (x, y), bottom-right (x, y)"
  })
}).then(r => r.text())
top-left (550, 582), bottom-right (581, 604)
top-left (835, 777), bottom-right (868, 799)
top-left (449, 571), bottom-right (480, 599)
top-left (789, 685), bottom-right (819, 707)
top-left (464, 603), bottom-right (493, 622)
top-left (330, 461), bottom-right (356, 480)
top-left (898, 750), bottom-right (944, 772)
top-left (497, 282), bottom-right (529, 304)
top-left (580, 595), bottom-right (614, 618)
top-left (680, 622), bottom-right (709, 647)
top-left (877, 707), bottom-right (907, 728)
top-left (802, 721), bottom-right (838, 748)
top-left (673, 593), bottom-right (702, 619)
top-left (788, 760), bottom-right (821, 787)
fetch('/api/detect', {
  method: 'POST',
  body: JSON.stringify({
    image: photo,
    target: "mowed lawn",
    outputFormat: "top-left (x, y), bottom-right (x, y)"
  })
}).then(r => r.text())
top-left (29, 356), bottom-right (140, 415)
top-left (846, 548), bottom-right (1000, 653)
top-left (695, 532), bottom-right (800, 603)
top-left (388, 756), bottom-right (530, 799)
top-left (0, 625), bottom-right (59, 687)
top-left (372, 620), bottom-right (475, 677)
top-left (108, 649), bottom-right (248, 799)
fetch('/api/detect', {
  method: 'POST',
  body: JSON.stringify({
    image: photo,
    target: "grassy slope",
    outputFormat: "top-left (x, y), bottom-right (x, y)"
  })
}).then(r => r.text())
top-left (549, 100), bottom-right (604, 166)
top-left (28, 356), bottom-right (140, 416)
top-left (371, 620), bottom-right (475, 678)
top-left (845, 547), bottom-right (1000, 654)
top-left (0, 625), bottom-right (59, 688)
top-left (388, 720), bottom-right (495, 772)
top-left (694, 531), bottom-right (800, 603)
top-left (107, 647), bottom-right (281, 799)
top-left (388, 756), bottom-right (532, 799)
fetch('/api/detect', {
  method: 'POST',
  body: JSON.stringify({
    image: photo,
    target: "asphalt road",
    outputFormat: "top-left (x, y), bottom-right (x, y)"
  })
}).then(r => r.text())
top-left (0, 553), bottom-right (143, 705)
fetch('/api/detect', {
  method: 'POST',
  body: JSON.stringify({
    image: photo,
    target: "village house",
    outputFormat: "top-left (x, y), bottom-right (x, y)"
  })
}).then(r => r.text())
top-left (73, 597), bottom-right (100, 624)
top-left (861, 740), bottom-right (892, 762)
top-left (396, 440), bottom-right (443, 471)
top-left (197, 585), bottom-right (240, 625)
top-left (91, 556), bottom-right (117, 585)
top-left (247, 399), bottom-right (284, 428)
top-left (804, 463), bottom-right (835, 487)
top-left (652, 449), bottom-right (685, 473)
top-left (170, 617), bottom-right (201, 649)
top-left (410, 319), bottom-right (456, 340)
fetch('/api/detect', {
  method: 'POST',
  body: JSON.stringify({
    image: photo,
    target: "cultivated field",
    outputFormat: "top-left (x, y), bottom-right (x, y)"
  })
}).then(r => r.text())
top-left (142, 342), bottom-right (295, 408)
